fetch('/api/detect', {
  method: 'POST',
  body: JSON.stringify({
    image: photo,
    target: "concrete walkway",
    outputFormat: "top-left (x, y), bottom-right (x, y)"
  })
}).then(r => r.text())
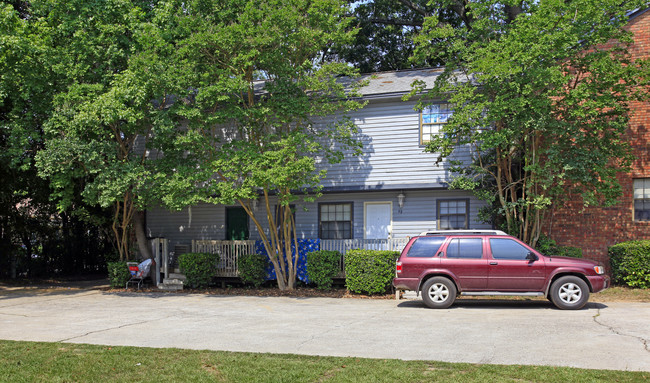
top-left (0, 287), bottom-right (648, 372)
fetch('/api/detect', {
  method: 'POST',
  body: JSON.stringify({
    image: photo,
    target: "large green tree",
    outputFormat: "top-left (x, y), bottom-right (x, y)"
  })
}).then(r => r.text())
top-left (410, 0), bottom-right (649, 246)
top-left (155, 0), bottom-right (364, 290)
top-left (328, 0), bottom-right (468, 72)
top-left (1, 1), bottom-right (117, 275)
top-left (33, 0), bottom-right (188, 262)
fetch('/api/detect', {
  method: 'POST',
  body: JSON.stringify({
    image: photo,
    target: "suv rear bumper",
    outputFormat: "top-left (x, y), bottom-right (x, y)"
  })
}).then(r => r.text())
top-left (588, 275), bottom-right (610, 293)
top-left (393, 277), bottom-right (419, 291)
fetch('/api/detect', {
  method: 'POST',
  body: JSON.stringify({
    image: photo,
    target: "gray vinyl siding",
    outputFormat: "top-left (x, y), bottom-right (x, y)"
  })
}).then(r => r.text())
top-left (318, 98), bottom-right (472, 189)
top-left (146, 190), bottom-right (491, 251)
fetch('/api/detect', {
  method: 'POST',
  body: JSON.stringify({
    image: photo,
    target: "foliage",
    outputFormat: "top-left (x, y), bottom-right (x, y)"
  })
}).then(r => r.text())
top-left (535, 235), bottom-right (582, 258)
top-left (410, 0), bottom-right (650, 247)
top-left (28, 0), bottom-right (191, 262)
top-left (306, 250), bottom-right (341, 289)
top-left (237, 253), bottom-right (270, 288)
top-left (609, 240), bottom-right (650, 288)
top-left (344, 250), bottom-right (399, 294)
top-left (178, 252), bottom-right (219, 289)
top-left (156, 0), bottom-right (365, 290)
top-left (107, 261), bottom-right (131, 288)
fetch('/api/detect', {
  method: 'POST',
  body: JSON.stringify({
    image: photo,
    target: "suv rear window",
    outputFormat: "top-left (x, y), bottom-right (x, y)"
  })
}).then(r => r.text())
top-left (406, 237), bottom-right (446, 257)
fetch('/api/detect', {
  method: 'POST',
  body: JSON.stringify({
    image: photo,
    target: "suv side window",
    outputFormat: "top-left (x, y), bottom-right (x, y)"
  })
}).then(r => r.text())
top-left (406, 237), bottom-right (446, 257)
top-left (490, 238), bottom-right (530, 260)
top-left (446, 238), bottom-right (483, 259)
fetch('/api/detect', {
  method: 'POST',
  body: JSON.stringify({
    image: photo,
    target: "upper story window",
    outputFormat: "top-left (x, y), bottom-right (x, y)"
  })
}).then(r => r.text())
top-left (437, 199), bottom-right (469, 230)
top-left (319, 203), bottom-right (352, 239)
top-left (634, 178), bottom-right (650, 222)
top-left (421, 103), bottom-right (453, 144)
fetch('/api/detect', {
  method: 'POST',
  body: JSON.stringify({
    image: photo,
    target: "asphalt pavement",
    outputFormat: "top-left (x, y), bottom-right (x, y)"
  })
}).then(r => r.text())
top-left (0, 284), bottom-right (648, 372)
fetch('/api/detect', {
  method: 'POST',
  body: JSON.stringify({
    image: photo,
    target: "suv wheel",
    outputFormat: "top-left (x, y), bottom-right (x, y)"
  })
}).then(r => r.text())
top-left (421, 277), bottom-right (457, 309)
top-left (550, 276), bottom-right (589, 310)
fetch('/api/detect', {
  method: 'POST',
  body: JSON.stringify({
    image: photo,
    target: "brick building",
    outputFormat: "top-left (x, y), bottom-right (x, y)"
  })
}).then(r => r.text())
top-left (544, 9), bottom-right (650, 265)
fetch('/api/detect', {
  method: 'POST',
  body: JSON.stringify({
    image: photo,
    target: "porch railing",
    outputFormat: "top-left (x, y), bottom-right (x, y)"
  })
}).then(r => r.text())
top-left (192, 240), bottom-right (256, 277)
top-left (191, 238), bottom-right (410, 278)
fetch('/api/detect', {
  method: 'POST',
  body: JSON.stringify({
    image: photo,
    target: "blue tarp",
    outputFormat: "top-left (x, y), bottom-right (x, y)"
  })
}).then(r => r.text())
top-left (255, 239), bottom-right (320, 283)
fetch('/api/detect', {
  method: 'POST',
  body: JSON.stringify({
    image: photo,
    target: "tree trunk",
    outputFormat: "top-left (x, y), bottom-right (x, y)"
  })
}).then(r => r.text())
top-left (133, 210), bottom-right (152, 260)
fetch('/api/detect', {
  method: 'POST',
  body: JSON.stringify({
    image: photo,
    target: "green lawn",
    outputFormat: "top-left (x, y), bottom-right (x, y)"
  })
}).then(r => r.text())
top-left (0, 340), bottom-right (647, 382)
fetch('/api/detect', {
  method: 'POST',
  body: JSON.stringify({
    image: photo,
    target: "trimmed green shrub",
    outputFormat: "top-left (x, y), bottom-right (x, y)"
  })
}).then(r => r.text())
top-left (107, 261), bottom-right (131, 288)
top-left (307, 250), bottom-right (342, 289)
top-left (178, 252), bottom-right (219, 288)
top-left (609, 240), bottom-right (650, 288)
top-left (238, 253), bottom-right (269, 287)
top-left (345, 249), bottom-right (400, 294)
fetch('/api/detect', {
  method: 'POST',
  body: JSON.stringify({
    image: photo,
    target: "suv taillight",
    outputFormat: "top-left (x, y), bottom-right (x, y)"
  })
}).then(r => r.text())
top-left (396, 261), bottom-right (402, 274)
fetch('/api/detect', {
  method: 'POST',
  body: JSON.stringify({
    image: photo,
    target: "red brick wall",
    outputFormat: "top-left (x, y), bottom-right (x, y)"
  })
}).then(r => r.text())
top-left (544, 10), bottom-right (650, 266)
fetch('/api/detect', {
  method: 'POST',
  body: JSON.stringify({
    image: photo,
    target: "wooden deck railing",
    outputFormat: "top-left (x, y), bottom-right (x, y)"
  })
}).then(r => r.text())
top-left (192, 240), bottom-right (256, 277)
top-left (191, 238), bottom-right (410, 278)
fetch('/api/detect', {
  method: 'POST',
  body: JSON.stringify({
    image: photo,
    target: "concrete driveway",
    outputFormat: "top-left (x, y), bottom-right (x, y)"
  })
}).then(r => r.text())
top-left (0, 287), bottom-right (648, 372)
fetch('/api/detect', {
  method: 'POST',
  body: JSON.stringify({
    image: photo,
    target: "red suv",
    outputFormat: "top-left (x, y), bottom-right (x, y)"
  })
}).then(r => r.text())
top-left (393, 231), bottom-right (609, 310)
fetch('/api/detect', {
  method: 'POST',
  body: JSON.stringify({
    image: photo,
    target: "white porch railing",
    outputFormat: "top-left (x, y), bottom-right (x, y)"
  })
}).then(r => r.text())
top-left (191, 238), bottom-right (410, 278)
top-left (192, 240), bottom-right (256, 277)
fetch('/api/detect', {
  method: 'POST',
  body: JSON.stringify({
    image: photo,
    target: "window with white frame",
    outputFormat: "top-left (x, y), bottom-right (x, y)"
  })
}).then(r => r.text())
top-left (634, 178), bottom-right (650, 222)
top-left (437, 199), bottom-right (469, 230)
top-left (319, 203), bottom-right (353, 239)
top-left (421, 103), bottom-right (453, 144)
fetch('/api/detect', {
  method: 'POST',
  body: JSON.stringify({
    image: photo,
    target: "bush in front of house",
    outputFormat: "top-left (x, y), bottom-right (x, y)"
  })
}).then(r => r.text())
top-left (238, 253), bottom-right (269, 288)
top-left (306, 250), bottom-right (342, 289)
top-left (107, 261), bottom-right (131, 288)
top-left (345, 249), bottom-right (400, 295)
top-left (609, 240), bottom-right (650, 288)
top-left (178, 252), bottom-right (219, 289)
top-left (536, 235), bottom-right (583, 258)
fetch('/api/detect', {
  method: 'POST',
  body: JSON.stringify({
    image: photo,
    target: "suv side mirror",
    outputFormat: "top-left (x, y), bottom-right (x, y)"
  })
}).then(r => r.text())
top-left (526, 252), bottom-right (539, 261)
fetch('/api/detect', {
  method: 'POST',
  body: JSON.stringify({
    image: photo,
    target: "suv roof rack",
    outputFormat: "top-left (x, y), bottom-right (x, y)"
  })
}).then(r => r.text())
top-left (419, 230), bottom-right (508, 236)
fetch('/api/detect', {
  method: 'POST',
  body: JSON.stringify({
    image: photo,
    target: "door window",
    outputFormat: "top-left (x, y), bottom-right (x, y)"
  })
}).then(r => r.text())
top-left (489, 238), bottom-right (530, 260)
top-left (446, 238), bottom-right (483, 259)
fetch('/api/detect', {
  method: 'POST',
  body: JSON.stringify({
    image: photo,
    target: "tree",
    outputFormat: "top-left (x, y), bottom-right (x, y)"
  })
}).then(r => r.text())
top-left (1, 1), bottom-right (117, 276)
top-left (155, 0), bottom-right (364, 290)
top-left (410, 0), bottom-right (649, 246)
top-left (33, 0), bottom-right (187, 262)
top-left (328, 0), bottom-right (464, 72)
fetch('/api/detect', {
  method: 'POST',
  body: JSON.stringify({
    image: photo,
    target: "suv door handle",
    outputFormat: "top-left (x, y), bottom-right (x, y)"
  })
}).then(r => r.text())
top-left (490, 262), bottom-right (498, 265)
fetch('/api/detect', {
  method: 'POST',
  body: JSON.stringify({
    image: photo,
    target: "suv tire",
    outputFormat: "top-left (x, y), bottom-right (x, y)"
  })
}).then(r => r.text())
top-left (421, 277), bottom-right (457, 309)
top-left (550, 276), bottom-right (590, 310)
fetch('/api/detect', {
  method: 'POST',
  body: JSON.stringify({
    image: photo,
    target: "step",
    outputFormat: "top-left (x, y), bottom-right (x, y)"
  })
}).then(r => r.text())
top-left (168, 273), bottom-right (186, 281)
top-left (158, 281), bottom-right (183, 291)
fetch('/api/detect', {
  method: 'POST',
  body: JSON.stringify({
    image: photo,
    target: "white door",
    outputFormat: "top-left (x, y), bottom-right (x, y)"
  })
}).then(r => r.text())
top-left (364, 202), bottom-right (392, 240)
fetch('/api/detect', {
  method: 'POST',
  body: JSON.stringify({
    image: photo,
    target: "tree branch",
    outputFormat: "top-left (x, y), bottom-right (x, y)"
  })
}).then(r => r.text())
top-left (397, 0), bottom-right (428, 17)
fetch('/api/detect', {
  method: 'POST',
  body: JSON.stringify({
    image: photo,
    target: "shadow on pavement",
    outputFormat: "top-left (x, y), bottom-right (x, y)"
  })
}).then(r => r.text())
top-left (397, 298), bottom-right (608, 310)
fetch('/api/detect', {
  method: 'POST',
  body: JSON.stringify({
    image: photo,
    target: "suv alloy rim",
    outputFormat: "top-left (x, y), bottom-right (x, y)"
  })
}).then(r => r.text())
top-left (428, 283), bottom-right (449, 302)
top-left (558, 282), bottom-right (582, 304)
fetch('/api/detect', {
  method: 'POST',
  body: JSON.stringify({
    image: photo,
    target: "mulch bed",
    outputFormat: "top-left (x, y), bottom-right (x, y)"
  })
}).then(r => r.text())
top-left (108, 285), bottom-right (396, 300)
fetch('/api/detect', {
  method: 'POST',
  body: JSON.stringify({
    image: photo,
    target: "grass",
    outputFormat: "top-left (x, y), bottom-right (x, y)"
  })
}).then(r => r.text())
top-left (0, 340), bottom-right (647, 383)
top-left (596, 286), bottom-right (650, 302)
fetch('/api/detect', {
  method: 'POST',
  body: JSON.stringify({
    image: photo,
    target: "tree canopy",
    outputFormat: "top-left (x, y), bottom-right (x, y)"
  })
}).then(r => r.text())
top-left (410, 0), bottom-right (650, 245)
top-left (151, 0), bottom-right (364, 290)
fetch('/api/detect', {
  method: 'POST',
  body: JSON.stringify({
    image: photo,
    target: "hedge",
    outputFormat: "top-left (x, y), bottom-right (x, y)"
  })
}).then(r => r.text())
top-left (238, 253), bottom-right (269, 287)
top-left (107, 261), bottom-right (131, 288)
top-left (536, 235), bottom-right (582, 258)
top-left (345, 249), bottom-right (399, 294)
top-left (178, 252), bottom-right (219, 289)
top-left (306, 250), bottom-right (342, 289)
top-left (609, 240), bottom-right (650, 288)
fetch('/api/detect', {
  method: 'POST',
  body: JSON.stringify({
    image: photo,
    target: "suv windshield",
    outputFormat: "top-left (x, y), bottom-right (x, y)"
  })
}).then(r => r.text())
top-left (407, 237), bottom-right (446, 257)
